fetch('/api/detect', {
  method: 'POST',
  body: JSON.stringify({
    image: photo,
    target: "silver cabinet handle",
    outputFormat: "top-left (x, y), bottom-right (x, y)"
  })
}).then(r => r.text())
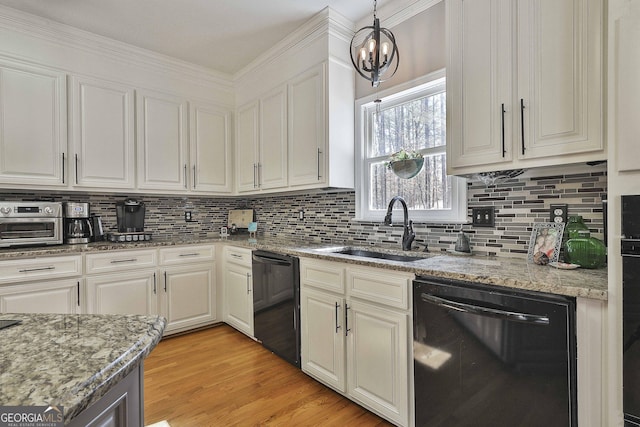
top-left (77, 281), bottom-right (80, 307)
top-left (193, 164), bottom-right (197, 189)
top-left (62, 153), bottom-right (65, 184)
top-left (345, 303), bottom-right (350, 337)
top-left (18, 266), bottom-right (55, 273)
top-left (253, 164), bottom-right (257, 188)
top-left (335, 302), bottom-right (341, 333)
top-left (164, 271), bottom-right (167, 292)
top-left (184, 164), bottom-right (188, 189)
top-left (110, 258), bottom-right (137, 264)
top-left (246, 272), bottom-right (251, 294)
top-left (178, 253), bottom-right (200, 257)
top-left (520, 98), bottom-right (526, 155)
top-left (257, 163), bottom-right (262, 188)
top-left (317, 148), bottom-right (322, 180)
top-left (230, 253), bottom-right (242, 259)
top-left (501, 103), bottom-right (506, 157)
top-left (153, 272), bottom-right (157, 294)
top-left (75, 153), bottom-right (79, 184)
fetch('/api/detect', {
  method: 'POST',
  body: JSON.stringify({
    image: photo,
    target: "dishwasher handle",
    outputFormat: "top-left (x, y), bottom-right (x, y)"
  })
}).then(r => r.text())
top-left (420, 293), bottom-right (550, 325)
top-left (252, 253), bottom-right (292, 266)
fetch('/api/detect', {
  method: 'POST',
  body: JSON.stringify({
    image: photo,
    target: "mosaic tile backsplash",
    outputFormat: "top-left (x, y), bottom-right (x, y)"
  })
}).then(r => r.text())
top-left (0, 170), bottom-right (606, 260)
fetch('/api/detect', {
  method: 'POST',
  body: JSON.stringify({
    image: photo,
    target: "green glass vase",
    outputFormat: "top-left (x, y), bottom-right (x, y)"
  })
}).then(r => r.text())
top-left (565, 230), bottom-right (606, 269)
top-left (565, 215), bottom-right (589, 239)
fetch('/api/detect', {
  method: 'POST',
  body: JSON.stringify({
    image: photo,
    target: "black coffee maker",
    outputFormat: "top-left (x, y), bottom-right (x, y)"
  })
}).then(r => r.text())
top-left (116, 198), bottom-right (145, 232)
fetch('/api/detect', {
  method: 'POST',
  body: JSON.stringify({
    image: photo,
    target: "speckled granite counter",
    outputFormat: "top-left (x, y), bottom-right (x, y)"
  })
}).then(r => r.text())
top-left (0, 235), bottom-right (608, 300)
top-left (0, 313), bottom-right (166, 423)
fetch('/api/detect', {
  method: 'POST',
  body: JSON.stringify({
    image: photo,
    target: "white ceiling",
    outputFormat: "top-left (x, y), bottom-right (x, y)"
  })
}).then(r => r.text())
top-left (0, 0), bottom-right (393, 75)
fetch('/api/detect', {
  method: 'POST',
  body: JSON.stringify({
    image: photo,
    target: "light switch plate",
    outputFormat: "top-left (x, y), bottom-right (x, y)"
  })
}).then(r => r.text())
top-left (472, 207), bottom-right (495, 227)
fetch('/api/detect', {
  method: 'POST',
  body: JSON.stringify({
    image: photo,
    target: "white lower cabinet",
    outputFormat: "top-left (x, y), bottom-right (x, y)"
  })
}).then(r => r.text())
top-left (0, 254), bottom-right (83, 314)
top-left (85, 245), bottom-right (217, 335)
top-left (0, 279), bottom-right (82, 314)
top-left (86, 270), bottom-right (157, 316)
top-left (223, 246), bottom-right (254, 336)
top-left (300, 258), bottom-right (411, 427)
top-left (160, 263), bottom-right (216, 334)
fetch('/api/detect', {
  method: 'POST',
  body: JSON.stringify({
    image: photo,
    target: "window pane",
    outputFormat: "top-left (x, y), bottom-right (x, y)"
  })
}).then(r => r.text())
top-left (370, 91), bottom-right (446, 157)
top-left (369, 153), bottom-right (452, 211)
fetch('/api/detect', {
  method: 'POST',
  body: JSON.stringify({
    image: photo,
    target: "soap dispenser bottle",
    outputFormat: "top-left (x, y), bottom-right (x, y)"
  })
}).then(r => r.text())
top-left (454, 231), bottom-right (471, 253)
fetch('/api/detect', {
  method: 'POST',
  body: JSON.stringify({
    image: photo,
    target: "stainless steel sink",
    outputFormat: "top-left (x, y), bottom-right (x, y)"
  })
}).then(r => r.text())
top-left (332, 248), bottom-right (425, 262)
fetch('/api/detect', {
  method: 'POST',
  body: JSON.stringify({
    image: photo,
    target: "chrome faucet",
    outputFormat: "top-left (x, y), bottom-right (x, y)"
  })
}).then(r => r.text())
top-left (384, 196), bottom-right (416, 251)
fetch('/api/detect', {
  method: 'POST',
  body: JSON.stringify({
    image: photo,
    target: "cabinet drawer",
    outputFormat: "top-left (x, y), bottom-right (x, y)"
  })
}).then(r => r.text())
top-left (0, 255), bottom-right (82, 285)
top-left (347, 267), bottom-right (412, 310)
top-left (224, 246), bottom-right (252, 267)
top-left (300, 258), bottom-right (345, 294)
top-left (159, 245), bottom-right (215, 265)
top-left (85, 250), bottom-right (157, 274)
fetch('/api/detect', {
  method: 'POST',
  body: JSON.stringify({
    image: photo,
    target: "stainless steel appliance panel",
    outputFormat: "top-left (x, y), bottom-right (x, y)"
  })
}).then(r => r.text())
top-left (622, 195), bottom-right (640, 425)
top-left (252, 250), bottom-right (300, 368)
top-left (0, 202), bottom-right (63, 247)
top-left (413, 277), bottom-right (577, 427)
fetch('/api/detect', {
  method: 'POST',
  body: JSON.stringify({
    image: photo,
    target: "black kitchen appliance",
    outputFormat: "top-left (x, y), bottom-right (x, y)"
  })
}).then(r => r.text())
top-left (64, 202), bottom-right (92, 244)
top-left (252, 250), bottom-right (300, 368)
top-left (413, 276), bottom-right (577, 426)
top-left (90, 215), bottom-right (105, 242)
top-left (111, 198), bottom-right (151, 242)
top-left (622, 195), bottom-right (640, 425)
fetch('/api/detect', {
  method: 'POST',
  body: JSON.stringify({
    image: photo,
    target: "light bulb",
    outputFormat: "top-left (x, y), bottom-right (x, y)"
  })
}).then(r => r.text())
top-left (360, 47), bottom-right (367, 61)
top-left (368, 38), bottom-right (376, 53)
top-left (381, 42), bottom-right (389, 56)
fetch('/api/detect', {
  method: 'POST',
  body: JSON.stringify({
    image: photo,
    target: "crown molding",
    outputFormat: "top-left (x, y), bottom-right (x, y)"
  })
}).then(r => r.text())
top-left (356, 0), bottom-right (443, 29)
top-left (233, 7), bottom-right (354, 83)
top-left (0, 5), bottom-right (234, 93)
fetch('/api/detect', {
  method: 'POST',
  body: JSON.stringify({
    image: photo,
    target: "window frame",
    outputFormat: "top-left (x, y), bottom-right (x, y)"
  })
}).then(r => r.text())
top-left (354, 69), bottom-right (467, 223)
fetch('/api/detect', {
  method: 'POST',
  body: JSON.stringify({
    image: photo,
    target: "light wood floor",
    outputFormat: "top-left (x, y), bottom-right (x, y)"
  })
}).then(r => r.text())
top-left (144, 324), bottom-right (393, 427)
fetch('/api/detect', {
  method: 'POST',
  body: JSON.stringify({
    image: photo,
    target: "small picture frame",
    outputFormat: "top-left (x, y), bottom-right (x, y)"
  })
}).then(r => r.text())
top-left (527, 222), bottom-right (565, 264)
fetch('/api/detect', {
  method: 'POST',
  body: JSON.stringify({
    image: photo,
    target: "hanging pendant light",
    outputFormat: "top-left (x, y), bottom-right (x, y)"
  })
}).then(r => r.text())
top-left (350, 0), bottom-right (399, 87)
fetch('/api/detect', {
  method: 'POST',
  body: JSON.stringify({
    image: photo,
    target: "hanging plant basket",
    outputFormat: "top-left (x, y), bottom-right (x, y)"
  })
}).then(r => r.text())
top-left (385, 149), bottom-right (424, 179)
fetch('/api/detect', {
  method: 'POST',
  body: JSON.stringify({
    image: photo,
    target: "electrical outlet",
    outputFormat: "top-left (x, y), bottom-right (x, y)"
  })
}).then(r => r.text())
top-left (550, 204), bottom-right (568, 224)
top-left (298, 210), bottom-right (304, 220)
top-left (184, 211), bottom-right (192, 222)
top-left (472, 207), bottom-right (495, 227)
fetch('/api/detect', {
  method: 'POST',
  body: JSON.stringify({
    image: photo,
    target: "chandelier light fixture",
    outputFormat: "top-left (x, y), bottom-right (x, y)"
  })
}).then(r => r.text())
top-left (350, 0), bottom-right (399, 87)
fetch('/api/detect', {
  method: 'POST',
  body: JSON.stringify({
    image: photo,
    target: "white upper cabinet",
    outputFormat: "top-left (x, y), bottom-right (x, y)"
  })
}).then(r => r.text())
top-left (259, 85), bottom-right (288, 190)
top-left (136, 89), bottom-right (189, 191)
top-left (70, 75), bottom-right (135, 189)
top-left (236, 86), bottom-right (288, 193)
top-left (189, 101), bottom-right (232, 193)
top-left (236, 101), bottom-right (260, 193)
top-left (288, 65), bottom-right (325, 187)
top-left (0, 59), bottom-right (67, 186)
top-left (447, 0), bottom-right (604, 175)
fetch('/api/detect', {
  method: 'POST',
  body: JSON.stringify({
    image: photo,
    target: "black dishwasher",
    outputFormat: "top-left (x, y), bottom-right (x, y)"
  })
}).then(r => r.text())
top-left (413, 276), bottom-right (577, 427)
top-left (252, 250), bottom-right (300, 368)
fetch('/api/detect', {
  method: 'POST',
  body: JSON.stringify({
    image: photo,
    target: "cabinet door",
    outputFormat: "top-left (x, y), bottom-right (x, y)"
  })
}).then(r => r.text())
top-left (300, 287), bottom-right (346, 392)
top-left (223, 262), bottom-right (253, 336)
top-left (259, 85), bottom-right (288, 190)
top-left (517, 0), bottom-right (603, 159)
top-left (190, 102), bottom-right (232, 193)
top-left (136, 89), bottom-right (188, 191)
top-left (288, 64), bottom-right (326, 187)
top-left (347, 300), bottom-right (408, 427)
top-left (0, 60), bottom-right (66, 186)
top-left (236, 101), bottom-right (259, 193)
top-left (70, 75), bottom-right (135, 189)
top-left (161, 263), bottom-right (216, 334)
top-left (446, 0), bottom-right (514, 170)
top-left (86, 270), bottom-right (157, 316)
top-left (0, 279), bottom-right (81, 314)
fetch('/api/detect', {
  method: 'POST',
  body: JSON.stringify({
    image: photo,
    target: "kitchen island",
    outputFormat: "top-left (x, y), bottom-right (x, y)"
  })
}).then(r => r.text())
top-left (0, 312), bottom-right (165, 425)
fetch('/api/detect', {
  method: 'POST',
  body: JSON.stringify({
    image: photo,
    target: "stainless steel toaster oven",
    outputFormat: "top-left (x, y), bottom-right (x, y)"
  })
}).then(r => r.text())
top-left (0, 201), bottom-right (63, 247)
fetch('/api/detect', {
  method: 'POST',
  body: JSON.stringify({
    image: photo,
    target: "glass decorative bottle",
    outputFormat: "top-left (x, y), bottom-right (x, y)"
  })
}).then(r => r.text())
top-left (565, 215), bottom-right (590, 239)
top-left (565, 230), bottom-right (607, 268)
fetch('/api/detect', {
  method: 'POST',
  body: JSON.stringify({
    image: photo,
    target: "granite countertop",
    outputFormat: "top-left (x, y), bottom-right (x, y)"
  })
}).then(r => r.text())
top-left (0, 235), bottom-right (608, 300)
top-left (0, 313), bottom-right (166, 423)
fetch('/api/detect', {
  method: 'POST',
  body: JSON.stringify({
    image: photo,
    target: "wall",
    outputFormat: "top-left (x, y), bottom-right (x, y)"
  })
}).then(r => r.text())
top-left (355, 1), bottom-right (446, 99)
top-left (1, 169), bottom-right (606, 259)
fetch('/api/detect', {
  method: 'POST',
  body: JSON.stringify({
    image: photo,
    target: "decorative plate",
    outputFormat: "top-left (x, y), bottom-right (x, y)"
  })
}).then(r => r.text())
top-left (549, 262), bottom-right (580, 270)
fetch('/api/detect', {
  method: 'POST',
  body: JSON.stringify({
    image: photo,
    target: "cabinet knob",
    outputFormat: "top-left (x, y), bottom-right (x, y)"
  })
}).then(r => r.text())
top-left (0, 207), bottom-right (11, 215)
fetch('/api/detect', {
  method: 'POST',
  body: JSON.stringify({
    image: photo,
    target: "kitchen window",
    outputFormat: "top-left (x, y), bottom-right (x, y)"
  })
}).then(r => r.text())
top-left (355, 70), bottom-right (467, 222)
